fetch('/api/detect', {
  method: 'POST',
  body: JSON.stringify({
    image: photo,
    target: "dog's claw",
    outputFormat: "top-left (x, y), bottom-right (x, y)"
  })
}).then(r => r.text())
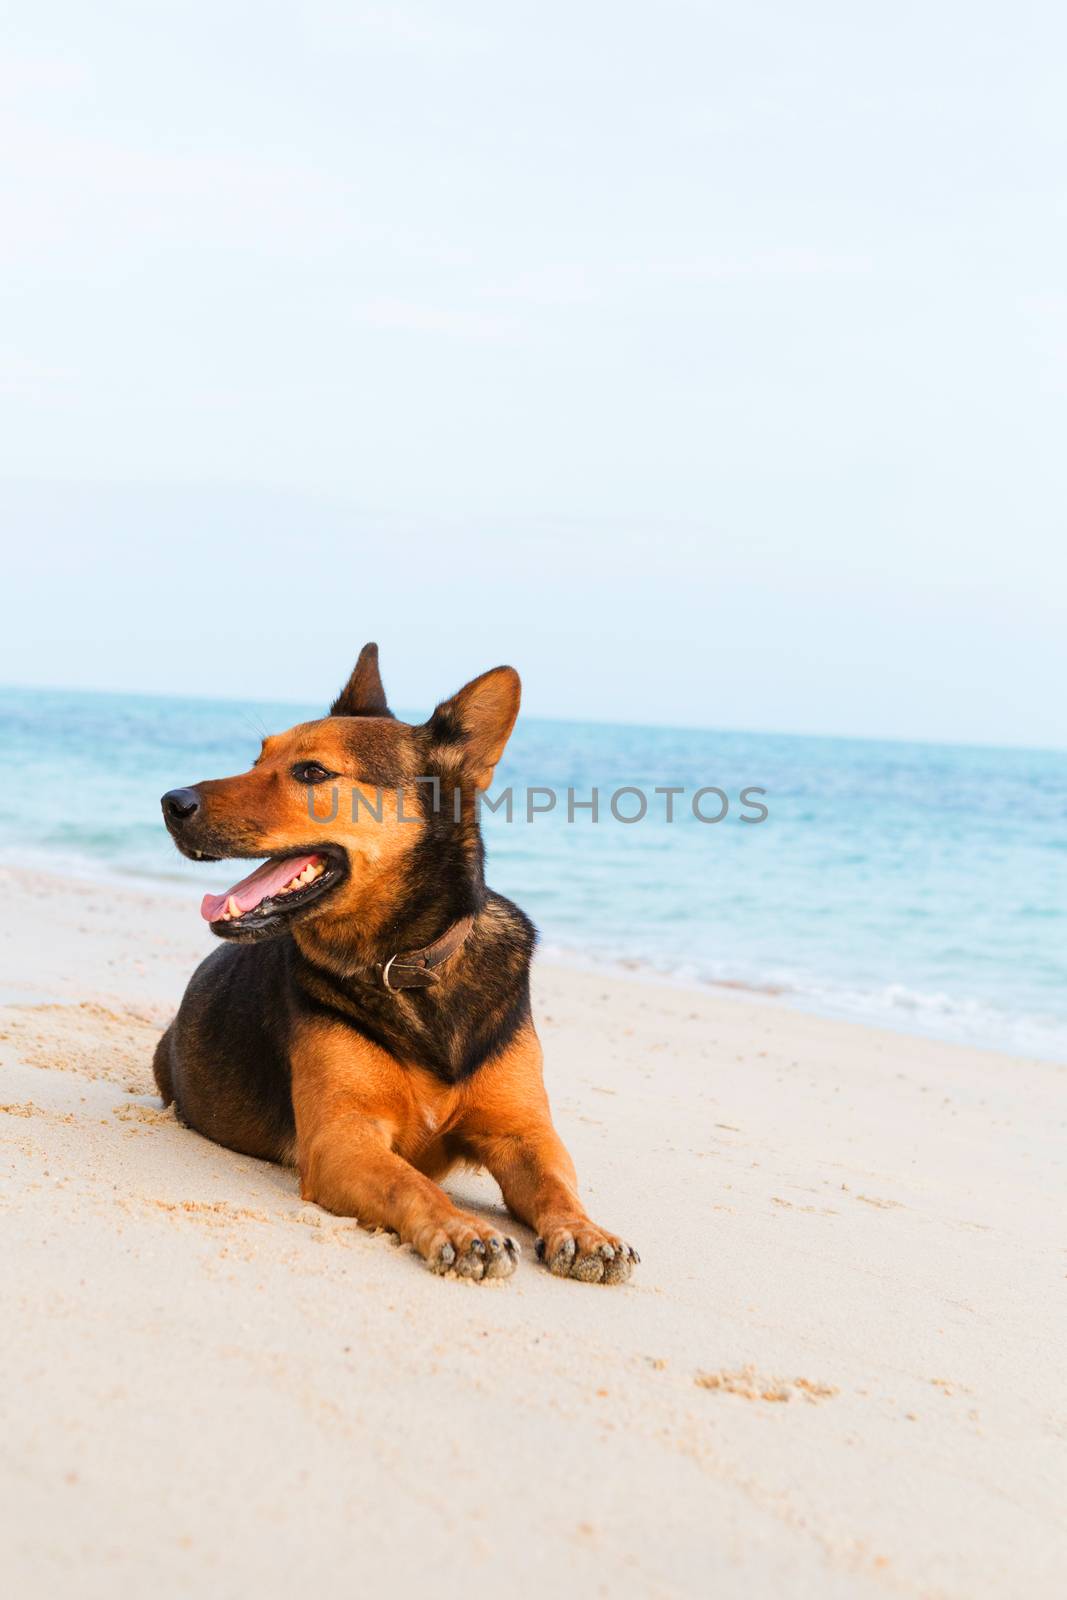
top-left (429, 1241), bottom-right (457, 1275)
top-left (535, 1236), bottom-right (545, 1260)
top-left (548, 1237), bottom-right (577, 1277)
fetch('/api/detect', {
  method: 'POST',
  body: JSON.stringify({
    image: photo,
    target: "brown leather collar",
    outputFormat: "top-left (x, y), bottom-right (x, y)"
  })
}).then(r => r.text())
top-left (377, 915), bottom-right (474, 992)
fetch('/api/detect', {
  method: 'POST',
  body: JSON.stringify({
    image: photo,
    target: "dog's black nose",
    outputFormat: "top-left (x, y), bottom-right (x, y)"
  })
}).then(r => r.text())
top-left (162, 787), bottom-right (201, 823)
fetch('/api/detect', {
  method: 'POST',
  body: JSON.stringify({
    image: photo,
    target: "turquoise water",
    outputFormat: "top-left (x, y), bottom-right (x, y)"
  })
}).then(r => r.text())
top-left (2, 685), bottom-right (1065, 1060)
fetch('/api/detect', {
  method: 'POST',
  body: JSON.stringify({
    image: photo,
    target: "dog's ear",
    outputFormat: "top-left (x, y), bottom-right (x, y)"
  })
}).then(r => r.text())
top-left (426, 666), bottom-right (521, 790)
top-left (330, 642), bottom-right (393, 718)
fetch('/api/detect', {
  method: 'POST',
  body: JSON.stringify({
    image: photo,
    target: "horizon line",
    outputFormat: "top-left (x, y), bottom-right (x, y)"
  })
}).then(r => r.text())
top-left (1, 677), bottom-right (1062, 761)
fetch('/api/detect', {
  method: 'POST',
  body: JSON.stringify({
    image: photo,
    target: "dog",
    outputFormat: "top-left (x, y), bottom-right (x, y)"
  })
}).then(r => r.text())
top-left (154, 644), bottom-right (638, 1284)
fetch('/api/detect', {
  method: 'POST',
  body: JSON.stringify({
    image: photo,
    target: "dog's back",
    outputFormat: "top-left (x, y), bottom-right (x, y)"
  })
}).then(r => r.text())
top-left (154, 940), bottom-right (298, 1162)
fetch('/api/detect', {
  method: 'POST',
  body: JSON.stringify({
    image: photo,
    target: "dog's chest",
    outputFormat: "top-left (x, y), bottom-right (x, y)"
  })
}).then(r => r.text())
top-left (392, 1066), bottom-right (463, 1158)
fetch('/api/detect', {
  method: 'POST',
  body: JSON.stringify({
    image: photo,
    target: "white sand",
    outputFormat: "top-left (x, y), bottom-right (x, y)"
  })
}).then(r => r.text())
top-left (1, 864), bottom-right (1064, 1598)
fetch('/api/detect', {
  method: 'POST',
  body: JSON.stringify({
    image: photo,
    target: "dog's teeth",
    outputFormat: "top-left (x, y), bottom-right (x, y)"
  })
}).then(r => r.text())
top-left (226, 896), bottom-right (241, 919)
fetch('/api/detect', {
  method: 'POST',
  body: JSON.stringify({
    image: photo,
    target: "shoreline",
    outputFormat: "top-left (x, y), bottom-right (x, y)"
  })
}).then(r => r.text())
top-left (2, 855), bottom-right (1060, 1066)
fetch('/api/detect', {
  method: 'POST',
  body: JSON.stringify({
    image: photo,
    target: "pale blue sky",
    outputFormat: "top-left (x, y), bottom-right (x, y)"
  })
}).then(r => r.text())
top-left (2, 2), bottom-right (1064, 746)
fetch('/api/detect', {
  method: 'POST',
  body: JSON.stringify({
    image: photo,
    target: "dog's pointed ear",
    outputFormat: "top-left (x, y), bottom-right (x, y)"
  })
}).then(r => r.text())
top-left (330, 642), bottom-right (393, 718)
top-left (426, 666), bottom-right (521, 790)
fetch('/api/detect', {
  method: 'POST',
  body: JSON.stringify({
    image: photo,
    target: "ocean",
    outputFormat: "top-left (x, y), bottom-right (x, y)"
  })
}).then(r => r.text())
top-left (2, 685), bottom-right (1064, 1061)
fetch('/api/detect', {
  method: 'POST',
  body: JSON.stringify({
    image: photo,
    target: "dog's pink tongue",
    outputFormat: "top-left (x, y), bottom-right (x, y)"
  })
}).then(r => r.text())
top-left (200, 855), bottom-right (320, 923)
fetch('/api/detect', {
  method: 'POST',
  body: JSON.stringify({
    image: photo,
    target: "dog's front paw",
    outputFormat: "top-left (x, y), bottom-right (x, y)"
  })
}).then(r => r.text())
top-left (415, 1214), bottom-right (520, 1281)
top-left (535, 1220), bottom-right (638, 1285)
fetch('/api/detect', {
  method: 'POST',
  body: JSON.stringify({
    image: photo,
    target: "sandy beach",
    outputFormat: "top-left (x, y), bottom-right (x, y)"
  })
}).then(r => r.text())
top-left (1, 862), bottom-right (1064, 1598)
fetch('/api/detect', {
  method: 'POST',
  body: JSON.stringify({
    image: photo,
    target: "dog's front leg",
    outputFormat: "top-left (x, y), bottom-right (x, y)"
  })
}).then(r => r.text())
top-left (291, 1034), bottom-right (518, 1281)
top-left (298, 1112), bottom-right (518, 1279)
top-left (460, 1028), bottom-right (639, 1285)
top-left (464, 1120), bottom-right (638, 1284)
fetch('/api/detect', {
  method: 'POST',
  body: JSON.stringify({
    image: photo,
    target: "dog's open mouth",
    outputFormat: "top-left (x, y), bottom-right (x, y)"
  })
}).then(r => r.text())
top-left (200, 849), bottom-right (345, 934)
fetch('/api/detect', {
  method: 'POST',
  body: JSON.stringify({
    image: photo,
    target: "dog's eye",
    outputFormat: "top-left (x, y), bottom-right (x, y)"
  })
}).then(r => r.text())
top-left (291, 762), bottom-right (336, 785)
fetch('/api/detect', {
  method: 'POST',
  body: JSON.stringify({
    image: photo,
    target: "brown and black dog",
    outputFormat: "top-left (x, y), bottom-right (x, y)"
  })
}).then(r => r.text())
top-left (154, 644), bottom-right (637, 1284)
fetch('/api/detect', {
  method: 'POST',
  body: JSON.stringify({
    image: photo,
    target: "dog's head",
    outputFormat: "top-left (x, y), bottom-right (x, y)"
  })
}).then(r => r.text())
top-left (161, 643), bottom-right (520, 944)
